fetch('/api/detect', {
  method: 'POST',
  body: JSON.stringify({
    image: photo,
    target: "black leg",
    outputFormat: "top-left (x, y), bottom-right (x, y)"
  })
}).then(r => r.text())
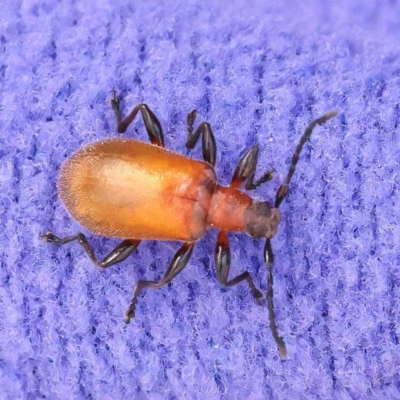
top-left (124, 242), bottom-right (195, 322)
top-left (40, 232), bottom-right (140, 268)
top-left (110, 90), bottom-right (164, 147)
top-left (186, 110), bottom-right (217, 166)
top-left (231, 145), bottom-right (275, 190)
top-left (215, 231), bottom-right (263, 305)
top-left (264, 238), bottom-right (287, 360)
top-left (275, 111), bottom-right (337, 208)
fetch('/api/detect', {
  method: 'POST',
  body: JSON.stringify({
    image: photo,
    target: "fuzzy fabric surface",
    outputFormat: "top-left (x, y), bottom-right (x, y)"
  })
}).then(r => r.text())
top-left (1, 0), bottom-right (399, 399)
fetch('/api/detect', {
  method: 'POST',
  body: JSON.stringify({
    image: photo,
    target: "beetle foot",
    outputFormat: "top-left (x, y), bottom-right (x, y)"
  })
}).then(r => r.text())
top-left (110, 90), bottom-right (120, 111)
top-left (187, 109), bottom-right (197, 129)
top-left (262, 168), bottom-right (276, 182)
top-left (253, 289), bottom-right (263, 306)
top-left (124, 306), bottom-right (135, 324)
top-left (40, 232), bottom-right (60, 244)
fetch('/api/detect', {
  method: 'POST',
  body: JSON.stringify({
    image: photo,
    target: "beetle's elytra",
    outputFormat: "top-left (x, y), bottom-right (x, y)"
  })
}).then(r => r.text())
top-left (42, 91), bottom-right (336, 359)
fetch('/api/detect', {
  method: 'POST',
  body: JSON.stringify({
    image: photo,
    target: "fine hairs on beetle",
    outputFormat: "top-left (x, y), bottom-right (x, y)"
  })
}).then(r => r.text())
top-left (41, 91), bottom-right (337, 359)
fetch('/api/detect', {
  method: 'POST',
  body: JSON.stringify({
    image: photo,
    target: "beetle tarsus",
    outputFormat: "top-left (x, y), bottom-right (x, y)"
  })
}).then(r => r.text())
top-left (40, 232), bottom-right (76, 244)
top-left (187, 110), bottom-right (197, 135)
top-left (252, 289), bottom-right (264, 306)
top-left (246, 168), bottom-right (275, 190)
top-left (110, 90), bottom-right (121, 117)
top-left (124, 305), bottom-right (135, 323)
top-left (40, 232), bottom-right (57, 243)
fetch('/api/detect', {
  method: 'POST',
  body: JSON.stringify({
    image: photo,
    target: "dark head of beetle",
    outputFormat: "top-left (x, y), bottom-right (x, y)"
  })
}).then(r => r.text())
top-left (244, 201), bottom-right (281, 239)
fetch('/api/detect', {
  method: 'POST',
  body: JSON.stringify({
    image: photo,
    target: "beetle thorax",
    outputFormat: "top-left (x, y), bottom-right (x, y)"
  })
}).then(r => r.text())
top-left (206, 186), bottom-right (280, 239)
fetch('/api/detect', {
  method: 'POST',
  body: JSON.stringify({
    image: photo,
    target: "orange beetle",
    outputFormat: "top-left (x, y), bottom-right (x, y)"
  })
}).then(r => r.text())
top-left (42, 91), bottom-right (336, 359)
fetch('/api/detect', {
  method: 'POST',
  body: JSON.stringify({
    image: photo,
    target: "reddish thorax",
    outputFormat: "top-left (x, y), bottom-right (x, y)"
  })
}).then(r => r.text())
top-left (207, 186), bottom-right (252, 232)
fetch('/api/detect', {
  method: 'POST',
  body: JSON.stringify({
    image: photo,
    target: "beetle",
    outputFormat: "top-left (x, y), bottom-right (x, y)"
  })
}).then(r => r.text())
top-left (41, 90), bottom-right (336, 359)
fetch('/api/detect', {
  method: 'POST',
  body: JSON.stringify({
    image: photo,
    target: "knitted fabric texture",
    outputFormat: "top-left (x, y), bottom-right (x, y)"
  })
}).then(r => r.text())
top-left (1, 1), bottom-right (399, 398)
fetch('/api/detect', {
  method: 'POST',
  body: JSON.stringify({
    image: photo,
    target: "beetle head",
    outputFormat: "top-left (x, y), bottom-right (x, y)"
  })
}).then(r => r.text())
top-left (243, 201), bottom-right (281, 239)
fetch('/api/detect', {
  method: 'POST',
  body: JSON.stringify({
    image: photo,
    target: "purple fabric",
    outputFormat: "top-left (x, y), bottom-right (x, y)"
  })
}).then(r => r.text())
top-left (1, 0), bottom-right (399, 398)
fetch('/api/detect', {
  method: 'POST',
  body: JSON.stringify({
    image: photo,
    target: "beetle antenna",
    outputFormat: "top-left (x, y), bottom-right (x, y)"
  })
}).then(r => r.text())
top-left (265, 111), bottom-right (337, 359)
top-left (275, 111), bottom-right (337, 208)
top-left (265, 238), bottom-right (287, 359)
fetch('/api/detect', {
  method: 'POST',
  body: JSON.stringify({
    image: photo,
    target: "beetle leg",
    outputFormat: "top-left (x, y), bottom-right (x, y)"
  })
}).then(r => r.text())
top-left (215, 231), bottom-right (263, 305)
top-left (231, 145), bottom-right (275, 190)
top-left (110, 90), bottom-right (164, 147)
top-left (275, 110), bottom-right (337, 208)
top-left (186, 110), bottom-right (217, 166)
top-left (125, 242), bottom-right (195, 323)
top-left (40, 232), bottom-right (140, 268)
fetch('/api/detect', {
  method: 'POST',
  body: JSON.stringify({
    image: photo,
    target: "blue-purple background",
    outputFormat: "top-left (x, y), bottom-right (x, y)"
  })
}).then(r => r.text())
top-left (1, 1), bottom-right (399, 399)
